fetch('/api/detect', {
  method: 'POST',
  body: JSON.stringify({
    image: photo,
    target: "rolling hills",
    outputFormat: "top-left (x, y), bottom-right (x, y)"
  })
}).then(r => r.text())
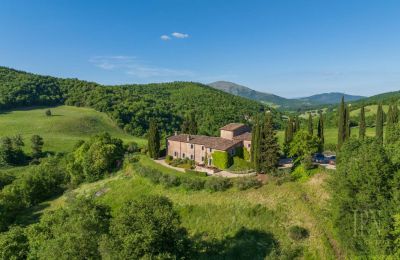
top-left (0, 67), bottom-right (278, 136)
top-left (208, 81), bottom-right (365, 110)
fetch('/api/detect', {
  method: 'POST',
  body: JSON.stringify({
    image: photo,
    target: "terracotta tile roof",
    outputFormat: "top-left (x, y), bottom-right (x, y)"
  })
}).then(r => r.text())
top-left (220, 123), bottom-right (246, 131)
top-left (168, 134), bottom-right (242, 151)
top-left (233, 132), bottom-right (252, 141)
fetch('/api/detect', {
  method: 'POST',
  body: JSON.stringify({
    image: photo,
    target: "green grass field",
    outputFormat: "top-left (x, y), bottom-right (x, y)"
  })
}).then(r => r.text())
top-left (0, 106), bottom-right (146, 153)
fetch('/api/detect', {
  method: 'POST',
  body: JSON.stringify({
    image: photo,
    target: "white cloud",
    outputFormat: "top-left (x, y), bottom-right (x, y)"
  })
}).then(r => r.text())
top-left (89, 55), bottom-right (193, 78)
top-left (160, 35), bottom-right (171, 41)
top-left (171, 32), bottom-right (189, 38)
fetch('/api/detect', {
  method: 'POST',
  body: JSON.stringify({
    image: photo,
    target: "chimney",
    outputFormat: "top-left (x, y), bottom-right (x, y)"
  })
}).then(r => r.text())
top-left (174, 131), bottom-right (178, 136)
top-left (187, 135), bottom-right (191, 142)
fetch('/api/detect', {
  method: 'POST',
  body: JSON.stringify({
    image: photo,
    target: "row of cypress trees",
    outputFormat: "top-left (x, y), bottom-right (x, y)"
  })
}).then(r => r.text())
top-left (251, 112), bottom-right (280, 173)
top-left (340, 97), bottom-right (399, 146)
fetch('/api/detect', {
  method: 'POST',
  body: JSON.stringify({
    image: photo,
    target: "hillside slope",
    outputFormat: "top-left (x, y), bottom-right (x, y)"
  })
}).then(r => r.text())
top-left (0, 67), bottom-right (277, 136)
top-left (0, 106), bottom-right (144, 153)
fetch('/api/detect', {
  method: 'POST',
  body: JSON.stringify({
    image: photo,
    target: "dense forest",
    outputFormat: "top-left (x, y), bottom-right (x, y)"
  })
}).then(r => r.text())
top-left (0, 67), bottom-right (283, 136)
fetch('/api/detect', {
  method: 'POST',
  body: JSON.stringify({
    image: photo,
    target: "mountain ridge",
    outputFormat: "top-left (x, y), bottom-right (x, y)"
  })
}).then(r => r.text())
top-left (208, 81), bottom-right (366, 110)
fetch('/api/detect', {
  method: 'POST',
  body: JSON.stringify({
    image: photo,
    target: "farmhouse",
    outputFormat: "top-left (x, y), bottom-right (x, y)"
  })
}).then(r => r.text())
top-left (167, 123), bottom-right (252, 166)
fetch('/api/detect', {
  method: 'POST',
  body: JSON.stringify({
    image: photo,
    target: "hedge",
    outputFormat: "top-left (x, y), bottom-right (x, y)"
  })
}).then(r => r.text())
top-left (212, 151), bottom-right (232, 169)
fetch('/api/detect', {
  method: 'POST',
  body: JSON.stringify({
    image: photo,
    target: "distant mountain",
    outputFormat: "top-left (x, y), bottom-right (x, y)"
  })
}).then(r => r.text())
top-left (298, 92), bottom-right (365, 105)
top-left (208, 81), bottom-right (366, 110)
top-left (208, 81), bottom-right (312, 110)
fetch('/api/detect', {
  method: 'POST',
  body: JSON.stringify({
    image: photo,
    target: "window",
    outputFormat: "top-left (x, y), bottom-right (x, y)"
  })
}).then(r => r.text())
top-left (201, 146), bottom-right (204, 151)
top-left (174, 151), bottom-right (178, 157)
top-left (248, 144), bottom-right (251, 148)
top-left (190, 155), bottom-right (193, 160)
top-left (182, 153), bottom-right (185, 158)
top-left (201, 156), bottom-right (204, 161)
top-left (209, 148), bottom-right (212, 152)
top-left (190, 144), bottom-right (194, 149)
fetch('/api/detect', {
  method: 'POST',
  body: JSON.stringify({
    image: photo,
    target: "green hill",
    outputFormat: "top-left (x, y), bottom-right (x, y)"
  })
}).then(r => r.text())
top-left (0, 67), bottom-right (280, 136)
top-left (0, 105), bottom-right (145, 153)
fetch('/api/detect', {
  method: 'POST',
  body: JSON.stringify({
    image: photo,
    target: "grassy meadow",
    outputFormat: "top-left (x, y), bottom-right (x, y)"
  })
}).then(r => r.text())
top-left (19, 155), bottom-right (339, 259)
top-left (0, 106), bottom-right (146, 153)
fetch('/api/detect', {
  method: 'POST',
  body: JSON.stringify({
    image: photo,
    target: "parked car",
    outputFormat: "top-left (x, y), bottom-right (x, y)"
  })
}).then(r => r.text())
top-left (313, 153), bottom-right (325, 163)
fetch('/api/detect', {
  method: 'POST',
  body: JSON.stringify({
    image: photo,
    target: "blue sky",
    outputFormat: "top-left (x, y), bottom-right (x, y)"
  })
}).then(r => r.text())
top-left (1, 0), bottom-right (400, 97)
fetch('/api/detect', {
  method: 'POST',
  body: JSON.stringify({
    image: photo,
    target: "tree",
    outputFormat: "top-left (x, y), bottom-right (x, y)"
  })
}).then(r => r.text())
top-left (188, 113), bottom-right (197, 135)
top-left (27, 198), bottom-right (111, 259)
top-left (338, 96), bottom-right (346, 149)
top-left (330, 139), bottom-right (396, 255)
top-left (317, 112), bottom-right (325, 152)
top-left (345, 105), bottom-right (351, 139)
top-left (289, 130), bottom-right (320, 169)
top-left (99, 196), bottom-right (191, 259)
top-left (67, 133), bottom-right (124, 184)
top-left (376, 103), bottom-right (384, 144)
top-left (0, 226), bottom-right (29, 260)
top-left (147, 119), bottom-right (160, 159)
top-left (359, 105), bottom-right (366, 140)
top-left (258, 113), bottom-right (280, 173)
top-left (251, 116), bottom-right (262, 173)
top-left (394, 104), bottom-right (399, 124)
top-left (0, 137), bottom-right (14, 165)
top-left (386, 104), bottom-right (399, 144)
top-left (308, 113), bottom-right (313, 135)
top-left (31, 135), bottom-right (44, 159)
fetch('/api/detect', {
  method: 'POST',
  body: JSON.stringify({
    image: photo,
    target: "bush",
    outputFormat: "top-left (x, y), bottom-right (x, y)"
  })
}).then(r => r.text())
top-left (205, 177), bottom-right (232, 192)
top-left (212, 151), bottom-right (232, 169)
top-left (185, 169), bottom-right (207, 177)
top-left (159, 174), bottom-right (181, 188)
top-left (235, 177), bottom-right (262, 190)
top-left (124, 141), bottom-right (139, 153)
top-left (243, 148), bottom-right (251, 161)
top-left (181, 177), bottom-right (205, 191)
top-left (0, 172), bottom-right (16, 189)
top-left (45, 109), bottom-right (52, 116)
top-left (291, 164), bottom-right (312, 182)
top-left (165, 155), bottom-right (173, 164)
top-left (230, 156), bottom-right (253, 172)
top-left (135, 165), bottom-right (162, 184)
top-left (289, 225), bottom-right (309, 240)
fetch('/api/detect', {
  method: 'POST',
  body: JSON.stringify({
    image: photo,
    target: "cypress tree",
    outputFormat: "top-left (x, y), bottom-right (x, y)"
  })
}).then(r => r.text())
top-left (393, 104), bottom-right (399, 124)
top-left (308, 113), bottom-right (313, 135)
top-left (359, 105), bottom-right (366, 140)
top-left (188, 113), bottom-right (197, 135)
top-left (294, 117), bottom-right (300, 133)
top-left (345, 105), bottom-right (351, 139)
top-left (317, 112), bottom-right (324, 152)
top-left (338, 96), bottom-right (346, 148)
top-left (259, 112), bottom-right (280, 173)
top-left (148, 119), bottom-right (160, 159)
top-left (251, 116), bottom-right (262, 172)
top-left (287, 117), bottom-right (294, 143)
top-left (386, 104), bottom-right (397, 144)
top-left (375, 104), bottom-right (384, 144)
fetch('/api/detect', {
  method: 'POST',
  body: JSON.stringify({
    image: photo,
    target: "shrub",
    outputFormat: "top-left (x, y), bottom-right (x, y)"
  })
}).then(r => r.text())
top-left (230, 156), bottom-right (253, 172)
top-left (181, 177), bottom-right (205, 191)
top-left (165, 155), bottom-right (173, 164)
top-left (124, 141), bottom-right (139, 153)
top-left (291, 164), bottom-right (311, 182)
top-left (205, 177), bottom-right (232, 192)
top-left (45, 109), bottom-right (52, 116)
top-left (243, 148), bottom-right (251, 161)
top-left (289, 225), bottom-right (309, 240)
top-left (159, 174), bottom-right (181, 188)
top-left (235, 177), bottom-right (262, 190)
top-left (185, 169), bottom-right (207, 177)
top-left (135, 165), bottom-right (162, 184)
top-left (212, 151), bottom-right (232, 169)
top-left (234, 147), bottom-right (244, 158)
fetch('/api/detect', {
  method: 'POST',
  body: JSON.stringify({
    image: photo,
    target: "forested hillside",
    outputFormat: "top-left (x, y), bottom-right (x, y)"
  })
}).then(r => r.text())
top-left (0, 67), bottom-right (279, 136)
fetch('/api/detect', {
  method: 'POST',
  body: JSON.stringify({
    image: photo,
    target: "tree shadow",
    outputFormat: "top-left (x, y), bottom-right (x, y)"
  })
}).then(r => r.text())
top-left (194, 227), bottom-right (280, 259)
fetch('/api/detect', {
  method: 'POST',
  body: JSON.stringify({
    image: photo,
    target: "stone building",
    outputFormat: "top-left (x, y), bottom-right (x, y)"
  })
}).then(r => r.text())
top-left (166, 123), bottom-right (251, 167)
